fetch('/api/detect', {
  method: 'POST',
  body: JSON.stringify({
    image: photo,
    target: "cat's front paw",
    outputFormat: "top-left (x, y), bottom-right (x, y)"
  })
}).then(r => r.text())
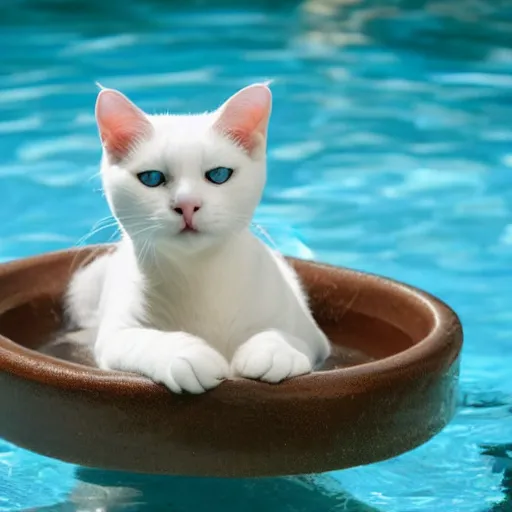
top-left (161, 337), bottom-right (230, 394)
top-left (98, 330), bottom-right (229, 394)
top-left (231, 330), bottom-right (312, 383)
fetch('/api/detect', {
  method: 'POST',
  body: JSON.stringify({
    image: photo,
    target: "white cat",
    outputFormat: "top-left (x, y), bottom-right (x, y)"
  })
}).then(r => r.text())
top-left (65, 83), bottom-right (331, 394)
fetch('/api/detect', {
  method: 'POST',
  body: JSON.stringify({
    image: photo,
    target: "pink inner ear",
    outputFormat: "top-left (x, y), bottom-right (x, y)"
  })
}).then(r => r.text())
top-left (213, 84), bottom-right (272, 154)
top-left (95, 89), bottom-right (152, 161)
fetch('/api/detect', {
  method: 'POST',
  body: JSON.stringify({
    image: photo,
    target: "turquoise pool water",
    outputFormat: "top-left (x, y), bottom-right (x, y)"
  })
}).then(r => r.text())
top-left (0, 0), bottom-right (511, 510)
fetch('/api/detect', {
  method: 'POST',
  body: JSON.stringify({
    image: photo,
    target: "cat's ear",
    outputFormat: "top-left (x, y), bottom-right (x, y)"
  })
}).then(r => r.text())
top-left (95, 88), bottom-right (152, 162)
top-left (213, 83), bottom-right (272, 157)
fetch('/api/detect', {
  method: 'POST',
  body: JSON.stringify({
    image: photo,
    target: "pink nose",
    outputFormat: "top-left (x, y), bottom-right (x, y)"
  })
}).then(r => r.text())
top-left (173, 200), bottom-right (202, 227)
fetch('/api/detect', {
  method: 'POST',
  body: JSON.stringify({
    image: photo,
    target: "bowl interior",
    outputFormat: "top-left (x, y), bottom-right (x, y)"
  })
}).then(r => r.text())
top-left (0, 247), bottom-right (434, 372)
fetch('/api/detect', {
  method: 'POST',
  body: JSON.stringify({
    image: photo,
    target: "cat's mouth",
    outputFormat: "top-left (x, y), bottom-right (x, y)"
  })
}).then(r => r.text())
top-left (180, 226), bottom-right (199, 234)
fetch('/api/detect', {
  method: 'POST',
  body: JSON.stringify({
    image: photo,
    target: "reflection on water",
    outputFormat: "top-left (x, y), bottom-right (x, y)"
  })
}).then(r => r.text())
top-left (0, 0), bottom-right (512, 510)
top-left (29, 470), bottom-right (379, 511)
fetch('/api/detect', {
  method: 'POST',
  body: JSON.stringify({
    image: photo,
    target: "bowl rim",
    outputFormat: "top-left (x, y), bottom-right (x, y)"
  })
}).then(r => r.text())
top-left (0, 247), bottom-right (462, 401)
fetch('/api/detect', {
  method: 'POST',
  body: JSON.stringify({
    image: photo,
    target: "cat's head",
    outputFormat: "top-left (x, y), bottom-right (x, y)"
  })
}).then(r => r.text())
top-left (95, 83), bottom-right (272, 255)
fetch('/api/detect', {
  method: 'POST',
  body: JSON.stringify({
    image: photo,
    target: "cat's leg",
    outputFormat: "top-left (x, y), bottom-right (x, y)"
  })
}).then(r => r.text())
top-left (96, 328), bottom-right (229, 394)
top-left (231, 329), bottom-right (321, 383)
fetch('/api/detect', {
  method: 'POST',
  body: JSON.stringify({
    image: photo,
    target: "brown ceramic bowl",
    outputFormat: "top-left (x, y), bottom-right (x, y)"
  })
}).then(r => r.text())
top-left (0, 246), bottom-right (462, 477)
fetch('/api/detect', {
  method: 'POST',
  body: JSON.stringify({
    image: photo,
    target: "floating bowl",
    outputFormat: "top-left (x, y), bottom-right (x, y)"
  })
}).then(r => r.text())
top-left (0, 246), bottom-right (462, 477)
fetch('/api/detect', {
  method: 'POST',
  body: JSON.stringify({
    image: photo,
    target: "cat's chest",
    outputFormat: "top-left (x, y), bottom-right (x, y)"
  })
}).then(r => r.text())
top-left (144, 269), bottom-right (251, 346)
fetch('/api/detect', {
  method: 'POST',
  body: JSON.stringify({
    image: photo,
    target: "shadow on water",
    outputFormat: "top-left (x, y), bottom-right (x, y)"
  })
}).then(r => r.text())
top-left (29, 468), bottom-right (379, 511)
top-left (482, 443), bottom-right (512, 512)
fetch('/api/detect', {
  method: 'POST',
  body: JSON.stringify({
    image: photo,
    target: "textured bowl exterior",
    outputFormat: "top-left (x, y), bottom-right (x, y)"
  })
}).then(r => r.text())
top-left (0, 246), bottom-right (462, 477)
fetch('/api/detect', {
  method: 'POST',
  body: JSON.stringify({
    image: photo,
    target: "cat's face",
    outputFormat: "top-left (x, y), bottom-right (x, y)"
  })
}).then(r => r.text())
top-left (95, 84), bottom-right (272, 255)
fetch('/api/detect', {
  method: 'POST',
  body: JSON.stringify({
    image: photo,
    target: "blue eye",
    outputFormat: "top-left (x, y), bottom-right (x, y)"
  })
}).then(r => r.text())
top-left (137, 170), bottom-right (166, 187)
top-left (205, 167), bottom-right (234, 185)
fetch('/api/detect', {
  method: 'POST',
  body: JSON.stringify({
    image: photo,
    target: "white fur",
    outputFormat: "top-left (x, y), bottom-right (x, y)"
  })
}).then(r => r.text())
top-left (65, 85), bottom-right (331, 394)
